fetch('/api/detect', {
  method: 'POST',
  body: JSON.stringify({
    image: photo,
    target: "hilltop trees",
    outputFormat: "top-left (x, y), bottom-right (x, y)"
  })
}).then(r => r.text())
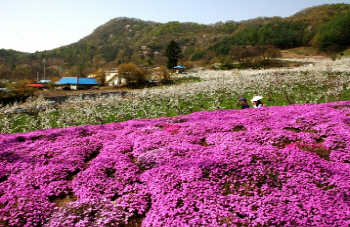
top-left (212, 20), bottom-right (309, 56)
top-left (165, 40), bottom-right (183, 69)
top-left (313, 10), bottom-right (350, 55)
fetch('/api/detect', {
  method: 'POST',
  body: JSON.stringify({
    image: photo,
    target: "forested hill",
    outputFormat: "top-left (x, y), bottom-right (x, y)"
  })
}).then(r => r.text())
top-left (212, 3), bottom-right (350, 55)
top-left (1, 3), bottom-right (350, 81)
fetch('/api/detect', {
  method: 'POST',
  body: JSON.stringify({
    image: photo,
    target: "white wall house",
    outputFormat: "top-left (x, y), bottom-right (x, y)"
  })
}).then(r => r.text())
top-left (105, 68), bottom-right (126, 86)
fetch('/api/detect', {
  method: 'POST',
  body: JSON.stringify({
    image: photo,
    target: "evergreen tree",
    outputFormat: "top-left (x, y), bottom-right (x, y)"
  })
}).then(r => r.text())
top-left (165, 40), bottom-right (183, 69)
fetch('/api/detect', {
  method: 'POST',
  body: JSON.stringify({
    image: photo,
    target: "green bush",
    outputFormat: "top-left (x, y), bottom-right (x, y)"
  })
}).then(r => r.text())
top-left (191, 51), bottom-right (205, 61)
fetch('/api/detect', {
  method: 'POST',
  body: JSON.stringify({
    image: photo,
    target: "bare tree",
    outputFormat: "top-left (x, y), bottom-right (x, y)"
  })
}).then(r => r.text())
top-left (117, 62), bottom-right (145, 84)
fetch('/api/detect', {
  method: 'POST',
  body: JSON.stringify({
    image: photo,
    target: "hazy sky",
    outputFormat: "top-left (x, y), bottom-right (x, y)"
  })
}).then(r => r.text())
top-left (1, 0), bottom-right (349, 53)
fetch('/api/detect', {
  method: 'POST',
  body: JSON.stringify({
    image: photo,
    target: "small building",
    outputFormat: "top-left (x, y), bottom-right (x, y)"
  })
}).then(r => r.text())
top-left (27, 83), bottom-right (47, 90)
top-left (39, 80), bottom-right (51, 84)
top-left (55, 77), bottom-right (99, 90)
top-left (105, 69), bottom-right (126, 86)
top-left (173, 65), bottom-right (186, 73)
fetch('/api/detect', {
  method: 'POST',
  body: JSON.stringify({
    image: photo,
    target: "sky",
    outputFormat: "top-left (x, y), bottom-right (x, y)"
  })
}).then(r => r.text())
top-left (1, 0), bottom-right (349, 53)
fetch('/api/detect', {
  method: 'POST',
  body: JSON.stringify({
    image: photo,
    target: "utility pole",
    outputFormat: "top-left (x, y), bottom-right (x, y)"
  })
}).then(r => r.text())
top-left (37, 72), bottom-right (39, 83)
top-left (43, 59), bottom-right (46, 81)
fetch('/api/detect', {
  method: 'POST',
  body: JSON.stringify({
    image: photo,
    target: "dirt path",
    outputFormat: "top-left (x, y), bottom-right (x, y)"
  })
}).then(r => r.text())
top-left (34, 87), bottom-right (132, 98)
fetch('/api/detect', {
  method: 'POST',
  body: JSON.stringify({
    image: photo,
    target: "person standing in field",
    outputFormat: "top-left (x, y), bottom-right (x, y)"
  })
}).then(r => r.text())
top-left (240, 97), bottom-right (250, 109)
top-left (251, 96), bottom-right (264, 108)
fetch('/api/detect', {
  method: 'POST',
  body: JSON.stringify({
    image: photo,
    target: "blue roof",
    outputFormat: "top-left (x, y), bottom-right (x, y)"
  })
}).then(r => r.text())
top-left (173, 65), bottom-right (186, 69)
top-left (55, 77), bottom-right (100, 85)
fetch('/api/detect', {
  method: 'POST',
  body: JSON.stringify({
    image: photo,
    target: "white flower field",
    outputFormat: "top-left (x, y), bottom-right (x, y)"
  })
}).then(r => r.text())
top-left (1, 57), bottom-right (350, 134)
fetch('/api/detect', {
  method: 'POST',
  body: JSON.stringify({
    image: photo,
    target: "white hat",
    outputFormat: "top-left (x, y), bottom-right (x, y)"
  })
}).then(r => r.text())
top-left (251, 96), bottom-right (263, 102)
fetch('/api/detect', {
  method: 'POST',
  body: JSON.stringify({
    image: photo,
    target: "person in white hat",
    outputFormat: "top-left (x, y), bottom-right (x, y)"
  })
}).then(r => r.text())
top-left (251, 96), bottom-right (263, 108)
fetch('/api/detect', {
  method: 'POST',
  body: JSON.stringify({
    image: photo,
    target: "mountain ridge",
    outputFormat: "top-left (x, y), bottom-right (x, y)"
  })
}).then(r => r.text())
top-left (1, 3), bottom-right (350, 81)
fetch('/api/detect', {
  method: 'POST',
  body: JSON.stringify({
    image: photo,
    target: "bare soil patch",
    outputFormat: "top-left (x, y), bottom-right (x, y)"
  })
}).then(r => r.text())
top-left (281, 47), bottom-right (326, 59)
top-left (34, 86), bottom-right (131, 98)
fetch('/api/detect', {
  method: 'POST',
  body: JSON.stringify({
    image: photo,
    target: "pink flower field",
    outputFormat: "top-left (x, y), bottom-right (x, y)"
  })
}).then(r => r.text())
top-left (1, 101), bottom-right (350, 226)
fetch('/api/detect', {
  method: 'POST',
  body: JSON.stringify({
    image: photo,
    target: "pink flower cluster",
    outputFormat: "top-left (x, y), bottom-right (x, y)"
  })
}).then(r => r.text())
top-left (1, 101), bottom-right (350, 226)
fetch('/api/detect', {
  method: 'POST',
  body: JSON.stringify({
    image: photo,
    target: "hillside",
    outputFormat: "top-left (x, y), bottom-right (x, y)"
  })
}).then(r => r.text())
top-left (287, 3), bottom-right (350, 26)
top-left (1, 3), bottom-right (350, 82)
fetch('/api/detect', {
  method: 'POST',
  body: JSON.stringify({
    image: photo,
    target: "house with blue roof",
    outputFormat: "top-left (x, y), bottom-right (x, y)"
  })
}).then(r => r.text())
top-left (55, 77), bottom-right (100, 90)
